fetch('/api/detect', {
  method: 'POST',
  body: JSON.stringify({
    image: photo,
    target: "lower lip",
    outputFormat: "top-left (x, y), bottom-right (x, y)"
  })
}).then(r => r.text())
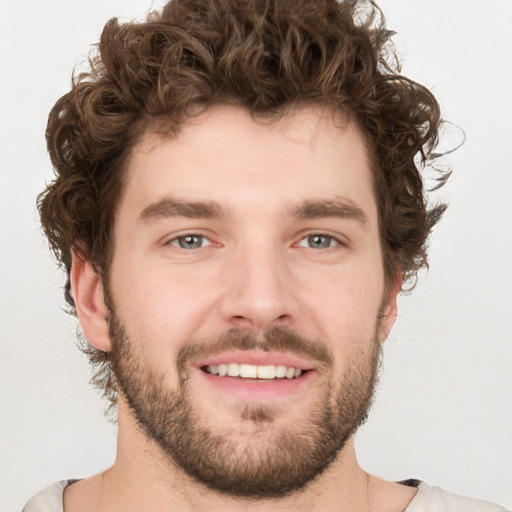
top-left (195, 368), bottom-right (316, 401)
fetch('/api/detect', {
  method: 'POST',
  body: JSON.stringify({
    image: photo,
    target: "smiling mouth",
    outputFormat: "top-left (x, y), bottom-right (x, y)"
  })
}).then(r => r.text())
top-left (203, 363), bottom-right (306, 380)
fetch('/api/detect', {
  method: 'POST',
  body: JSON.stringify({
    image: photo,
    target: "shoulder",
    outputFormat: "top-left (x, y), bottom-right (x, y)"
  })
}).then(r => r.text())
top-left (22, 480), bottom-right (76, 512)
top-left (405, 481), bottom-right (510, 512)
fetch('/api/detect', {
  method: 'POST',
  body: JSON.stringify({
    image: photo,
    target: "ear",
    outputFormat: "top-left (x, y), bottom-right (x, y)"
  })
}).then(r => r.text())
top-left (70, 251), bottom-right (111, 352)
top-left (378, 272), bottom-right (402, 343)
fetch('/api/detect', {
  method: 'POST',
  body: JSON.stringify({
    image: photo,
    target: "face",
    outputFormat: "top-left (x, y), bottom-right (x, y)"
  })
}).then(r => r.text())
top-left (96, 106), bottom-right (398, 496)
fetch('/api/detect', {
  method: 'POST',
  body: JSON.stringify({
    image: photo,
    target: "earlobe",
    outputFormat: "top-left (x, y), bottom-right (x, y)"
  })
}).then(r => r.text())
top-left (379, 273), bottom-right (402, 343)
top-left (70, 251), bottom-right (111, 352)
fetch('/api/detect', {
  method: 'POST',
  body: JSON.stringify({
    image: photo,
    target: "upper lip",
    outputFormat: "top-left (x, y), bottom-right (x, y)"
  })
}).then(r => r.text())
top-left (195, 350), bottom-right (316, 371)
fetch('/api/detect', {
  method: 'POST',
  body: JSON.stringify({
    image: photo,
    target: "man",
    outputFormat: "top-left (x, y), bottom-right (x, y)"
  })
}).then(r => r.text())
top-left (21, 0), bottom-right (508, 511)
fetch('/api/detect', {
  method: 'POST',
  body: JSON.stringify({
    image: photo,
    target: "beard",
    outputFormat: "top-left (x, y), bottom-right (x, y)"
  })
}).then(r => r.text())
top-left (108, 312), bottom-right (382, 498)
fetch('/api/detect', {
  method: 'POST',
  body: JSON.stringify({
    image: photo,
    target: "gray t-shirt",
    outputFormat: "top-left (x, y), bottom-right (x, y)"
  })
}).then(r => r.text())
top-left (22, 479), bottom-right (509, 512)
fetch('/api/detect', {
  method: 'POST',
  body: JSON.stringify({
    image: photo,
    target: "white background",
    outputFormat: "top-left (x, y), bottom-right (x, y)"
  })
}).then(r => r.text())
top-left (1, 1), bottom-right (511, 510)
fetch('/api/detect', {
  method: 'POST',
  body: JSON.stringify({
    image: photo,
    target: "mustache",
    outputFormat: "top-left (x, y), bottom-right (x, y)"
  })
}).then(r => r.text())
top-left (177, 327), bottom-right (334, 371)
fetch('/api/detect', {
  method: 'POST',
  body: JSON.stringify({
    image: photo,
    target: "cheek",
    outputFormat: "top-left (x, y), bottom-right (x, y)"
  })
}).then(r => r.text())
top-left (109, 260), bottom-right (221, 352)
top-left (295, 263), bottom-right (384, 346)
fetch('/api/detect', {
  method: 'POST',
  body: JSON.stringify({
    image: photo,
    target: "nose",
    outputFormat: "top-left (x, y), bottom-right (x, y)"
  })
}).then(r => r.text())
top-left (219, 243), bottom-right (299, 331)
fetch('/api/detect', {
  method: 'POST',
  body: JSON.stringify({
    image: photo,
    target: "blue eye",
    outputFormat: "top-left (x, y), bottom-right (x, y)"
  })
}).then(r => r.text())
top-left (171, 235), bottom-right (207, 249)
top-left (300, 234), bottom-right (338, 249)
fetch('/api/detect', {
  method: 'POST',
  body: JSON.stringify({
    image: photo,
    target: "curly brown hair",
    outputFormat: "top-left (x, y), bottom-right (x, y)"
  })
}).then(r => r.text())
top-left (39, 0), bottom-right (450, 405)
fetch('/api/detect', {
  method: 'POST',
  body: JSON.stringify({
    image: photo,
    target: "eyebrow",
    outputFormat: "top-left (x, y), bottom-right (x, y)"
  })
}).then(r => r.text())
top-left (289, 199), bottom-right (368, 225)
top-left (138, 196), bottom-right (368, 225)
top-left (138, 197), bottom-right (225, 222)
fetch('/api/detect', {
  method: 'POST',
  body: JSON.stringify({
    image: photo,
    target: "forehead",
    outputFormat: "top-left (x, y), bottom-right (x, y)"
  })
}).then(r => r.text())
top-left (122, 105), bottom-right (376, 221)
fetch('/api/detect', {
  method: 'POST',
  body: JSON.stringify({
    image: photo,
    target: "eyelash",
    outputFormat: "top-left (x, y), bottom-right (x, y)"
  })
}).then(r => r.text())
top-left (296, 233), bottom-right (343, 249)
top-left (166, 232), bottom-right (344, 250)
top-left (167, 234), bottom-right (213, 249)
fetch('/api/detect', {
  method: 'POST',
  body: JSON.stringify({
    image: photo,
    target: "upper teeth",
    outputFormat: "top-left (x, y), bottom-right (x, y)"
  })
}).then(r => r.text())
top-left (206, 363), bottom-right (302, 379)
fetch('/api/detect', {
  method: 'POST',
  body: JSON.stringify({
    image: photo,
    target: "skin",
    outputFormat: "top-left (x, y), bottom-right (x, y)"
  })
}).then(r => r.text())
top-left (66, 105), bottom-right (416, 512)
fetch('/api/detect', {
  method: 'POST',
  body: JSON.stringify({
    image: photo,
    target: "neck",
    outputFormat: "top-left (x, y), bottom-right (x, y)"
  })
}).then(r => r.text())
top-left (67, 400), bottom-right (371, 512)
